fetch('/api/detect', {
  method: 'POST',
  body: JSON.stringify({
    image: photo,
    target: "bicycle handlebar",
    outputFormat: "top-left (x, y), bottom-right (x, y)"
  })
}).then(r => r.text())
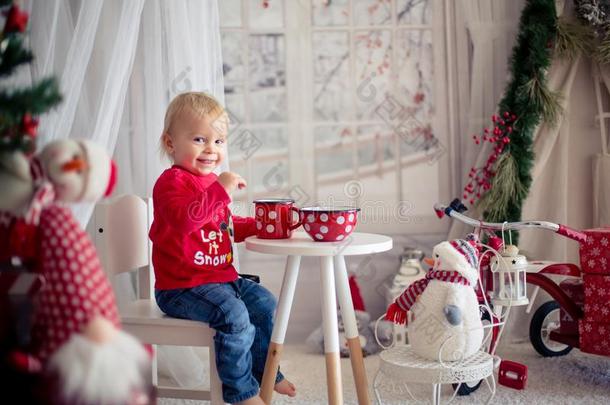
top-left (556, 224), bottom-right (589, 244)
top-left (434, 202), bottom-right (588, 244)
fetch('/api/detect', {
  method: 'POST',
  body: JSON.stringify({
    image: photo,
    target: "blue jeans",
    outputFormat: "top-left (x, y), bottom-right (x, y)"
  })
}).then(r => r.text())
top-left (155, 278), bottom-right (284, 403)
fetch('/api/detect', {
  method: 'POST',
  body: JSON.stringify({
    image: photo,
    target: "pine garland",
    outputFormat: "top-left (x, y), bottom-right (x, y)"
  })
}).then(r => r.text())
top-left (476, 0), bottom-right (558, 243)
top-left (466, 0), bottom-right (610, 243)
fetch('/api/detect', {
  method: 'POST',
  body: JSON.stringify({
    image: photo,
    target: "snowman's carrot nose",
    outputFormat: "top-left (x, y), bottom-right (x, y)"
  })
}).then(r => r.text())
top-left (61, 158), bottom-right (87, 172)
top-left (423, 257), bottom-right (435, 267)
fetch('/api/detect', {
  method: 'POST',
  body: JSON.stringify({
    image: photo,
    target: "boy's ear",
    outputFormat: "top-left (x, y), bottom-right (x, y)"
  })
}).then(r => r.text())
top-left (162, 132), bottom-right (174, 153)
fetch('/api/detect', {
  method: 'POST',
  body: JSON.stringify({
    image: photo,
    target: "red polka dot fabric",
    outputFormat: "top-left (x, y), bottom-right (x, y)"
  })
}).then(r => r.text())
top-left (30, 205), bottom-right (120, 361)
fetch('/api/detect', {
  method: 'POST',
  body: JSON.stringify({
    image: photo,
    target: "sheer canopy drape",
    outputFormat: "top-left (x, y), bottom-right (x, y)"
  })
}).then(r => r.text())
top-left (27, 0), bottom-right (227, 388)
top-left (29, 0), bottom-right (145, 226)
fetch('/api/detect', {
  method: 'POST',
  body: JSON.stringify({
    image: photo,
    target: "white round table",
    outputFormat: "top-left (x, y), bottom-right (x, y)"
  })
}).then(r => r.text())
top-left (245, 232), bottom-right (393, 405)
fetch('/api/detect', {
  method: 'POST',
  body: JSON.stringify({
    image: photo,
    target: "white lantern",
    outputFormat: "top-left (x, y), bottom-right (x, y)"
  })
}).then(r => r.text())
top-left (490, 245), bottom-right (529, 306)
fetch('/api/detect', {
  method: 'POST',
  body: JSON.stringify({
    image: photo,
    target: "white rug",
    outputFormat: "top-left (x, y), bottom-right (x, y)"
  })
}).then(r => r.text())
top-left (158, 342), bottom-right (610, 404)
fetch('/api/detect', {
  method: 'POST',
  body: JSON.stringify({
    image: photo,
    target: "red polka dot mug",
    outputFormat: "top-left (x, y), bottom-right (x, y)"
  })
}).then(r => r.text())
top-left (253, 198), bottom-right (302, 239)
top-left (300, 206), bottom-right (360, 242)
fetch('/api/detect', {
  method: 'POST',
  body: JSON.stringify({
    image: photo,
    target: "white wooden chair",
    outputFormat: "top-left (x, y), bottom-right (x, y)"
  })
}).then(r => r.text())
top-left (91, 194), bottom-right (225, 404)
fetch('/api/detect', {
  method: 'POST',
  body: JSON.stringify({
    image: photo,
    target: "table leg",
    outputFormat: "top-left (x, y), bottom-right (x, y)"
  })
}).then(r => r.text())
top-left (432, 384), bottom-right (441, 405)
top-left (334, 255), bottom-right (370, 405)
top-left (260, 255), bottom-right (301, 404)
top-left (321, 256), bottom-right (343, 405)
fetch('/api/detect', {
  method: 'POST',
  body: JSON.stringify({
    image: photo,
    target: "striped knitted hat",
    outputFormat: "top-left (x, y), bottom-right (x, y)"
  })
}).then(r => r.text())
top-left (449, 238), bottom-right (479, 270)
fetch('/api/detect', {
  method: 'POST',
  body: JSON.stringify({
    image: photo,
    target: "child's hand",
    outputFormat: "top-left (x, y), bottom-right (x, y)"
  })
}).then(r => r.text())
top-left (218, 172), bottom-right (247, 193)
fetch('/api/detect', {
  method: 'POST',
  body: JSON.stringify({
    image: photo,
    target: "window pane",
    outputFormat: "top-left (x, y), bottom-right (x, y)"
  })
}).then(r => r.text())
top-left (354, 30), bottom-right (392, 120)
top-left (316, 149), bottom-right (353, 176)
top-left (224, 85), bottom-right (246, 125)
top-left (221, 32), bottom-right (246, 85)
top-left (251, 159), bottom-right (290, 194)
top-left (399, 122), bottom-right (435, 155)
top-left (357, 142), bottom-right (376, 167)
top-left (249, 34), bottom-right (285, 89)
top-left (396, 29), bottom-right (434, 139)
top-left (312, 0), bottom-right (349, 26)
top-left (227, 125), bottom-right (258, 165)
top-left (312, 31), bottom-right (351, 121)
top-left (397, 0), bottom-right (432, 25)
top-left (314, 126), bottom-right (354, 176)
top-left (353, 0), bottom-right (391, 26)
top-left (249, 90), bottom-right (286, 122)
top-left (250, 126), bottom-right (289, 154)
top-left (357, 125), bottom-right (395, 167)
top-left (249, 0), bottom-right (284, 28)
top-left (219, 0), bottom-right (242, 27)
top-left (314, 125), bottom-right (352, 146)
top-left (249, 34), bottom-right (286, 122)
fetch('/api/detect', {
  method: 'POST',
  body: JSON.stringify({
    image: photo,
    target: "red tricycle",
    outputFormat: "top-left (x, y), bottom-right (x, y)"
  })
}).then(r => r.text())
top-left (433, 199), bottom-right (608, 394)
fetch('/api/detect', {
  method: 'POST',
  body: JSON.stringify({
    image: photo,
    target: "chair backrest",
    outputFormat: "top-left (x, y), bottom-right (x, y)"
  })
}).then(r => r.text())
top-left (92, 194), bottom-right (155, 299)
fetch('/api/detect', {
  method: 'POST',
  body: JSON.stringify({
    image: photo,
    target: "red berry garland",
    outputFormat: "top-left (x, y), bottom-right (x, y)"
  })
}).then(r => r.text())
top-left (463, 111), bottom-right (516, 206)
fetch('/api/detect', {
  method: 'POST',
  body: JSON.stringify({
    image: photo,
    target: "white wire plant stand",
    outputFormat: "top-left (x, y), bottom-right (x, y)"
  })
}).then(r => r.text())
top-left (373, 345), bottom-right (496, 405)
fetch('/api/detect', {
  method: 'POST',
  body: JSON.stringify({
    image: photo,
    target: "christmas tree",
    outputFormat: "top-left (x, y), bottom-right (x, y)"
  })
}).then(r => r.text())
top-left (0, 0), bottom-right (61, 155)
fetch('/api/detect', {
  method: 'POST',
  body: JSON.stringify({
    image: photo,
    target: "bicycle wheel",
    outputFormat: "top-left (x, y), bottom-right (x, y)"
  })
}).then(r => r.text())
top-left (529, 301), bottom-right (573, 357)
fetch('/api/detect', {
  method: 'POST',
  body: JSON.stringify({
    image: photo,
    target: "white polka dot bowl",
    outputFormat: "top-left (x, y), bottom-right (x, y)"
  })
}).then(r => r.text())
top-left (300, 206), bottom-right (360, 242)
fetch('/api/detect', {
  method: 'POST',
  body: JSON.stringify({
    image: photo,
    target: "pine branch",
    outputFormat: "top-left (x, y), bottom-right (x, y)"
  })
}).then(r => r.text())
top-left (555, 17), bottom-right (594, 59)
top-left (476, 153), bottom-right (528, 223)
top-left (0, 34), bottom-right (33, 76)
top-left (521, 74), bottom-right (563, 126)
top-left (595, 31), bottom-right (610, 63)
top-left (0, 77), bottom-right (62, 115)
top-left (0, 1), bottom-right (63, 154)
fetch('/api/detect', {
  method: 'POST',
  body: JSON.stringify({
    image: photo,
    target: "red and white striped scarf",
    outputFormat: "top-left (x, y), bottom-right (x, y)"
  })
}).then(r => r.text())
top-left (24, 157), bottom-right (55, 225)
top-left (385, 270), bottom-right (471, 325)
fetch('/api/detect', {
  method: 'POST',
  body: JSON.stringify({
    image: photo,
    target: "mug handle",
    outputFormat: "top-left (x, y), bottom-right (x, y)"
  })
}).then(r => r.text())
top-left (288, 207), bottom-right (302, 231)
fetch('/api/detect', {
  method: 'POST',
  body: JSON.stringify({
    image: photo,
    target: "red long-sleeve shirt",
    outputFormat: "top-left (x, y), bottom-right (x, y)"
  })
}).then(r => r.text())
top-left (149, 166), bottom-right (257, 290)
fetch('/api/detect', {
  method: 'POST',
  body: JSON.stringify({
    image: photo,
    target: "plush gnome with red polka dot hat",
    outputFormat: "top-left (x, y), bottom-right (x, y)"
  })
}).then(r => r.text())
top-left (386, 237), bottom-right (484, 361)
top-left (0, 139), bottom-right (150, 404)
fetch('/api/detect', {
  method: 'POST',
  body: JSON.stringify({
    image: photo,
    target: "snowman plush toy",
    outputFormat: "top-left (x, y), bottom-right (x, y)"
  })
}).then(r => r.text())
top-left (386, 237), bottom-right (483, 362)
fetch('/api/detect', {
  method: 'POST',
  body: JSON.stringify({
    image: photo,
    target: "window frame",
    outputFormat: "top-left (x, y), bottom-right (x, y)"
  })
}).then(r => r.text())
top-left (221, 0), bottom-right (458, 235)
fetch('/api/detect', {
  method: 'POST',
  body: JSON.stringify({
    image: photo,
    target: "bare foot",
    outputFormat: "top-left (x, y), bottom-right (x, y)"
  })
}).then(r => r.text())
top-left (274, 379), bottom-right (297, 397)
top-left (235, 395), bottom-right (265, 405)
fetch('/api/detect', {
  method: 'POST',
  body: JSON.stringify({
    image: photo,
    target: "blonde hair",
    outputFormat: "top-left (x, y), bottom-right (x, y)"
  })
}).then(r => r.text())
top-left (160, 92), bottom-right (226, 159)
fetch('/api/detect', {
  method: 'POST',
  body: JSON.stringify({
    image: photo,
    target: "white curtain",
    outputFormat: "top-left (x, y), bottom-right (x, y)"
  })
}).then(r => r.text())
top-left (116, 0), bottom-right (227, 200)
top-left (28, 0), bottom-right (226, 389)
top-left (504, 54), bottom-right (582, 343)
top-left (29, 0), bottom-right (145, 225)
top-left (518, 55), bottom-right (582, 262)
top-left (593, 64), bottom-right (610, 228)
top-left (448, 0), bottom-right (523, 240)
